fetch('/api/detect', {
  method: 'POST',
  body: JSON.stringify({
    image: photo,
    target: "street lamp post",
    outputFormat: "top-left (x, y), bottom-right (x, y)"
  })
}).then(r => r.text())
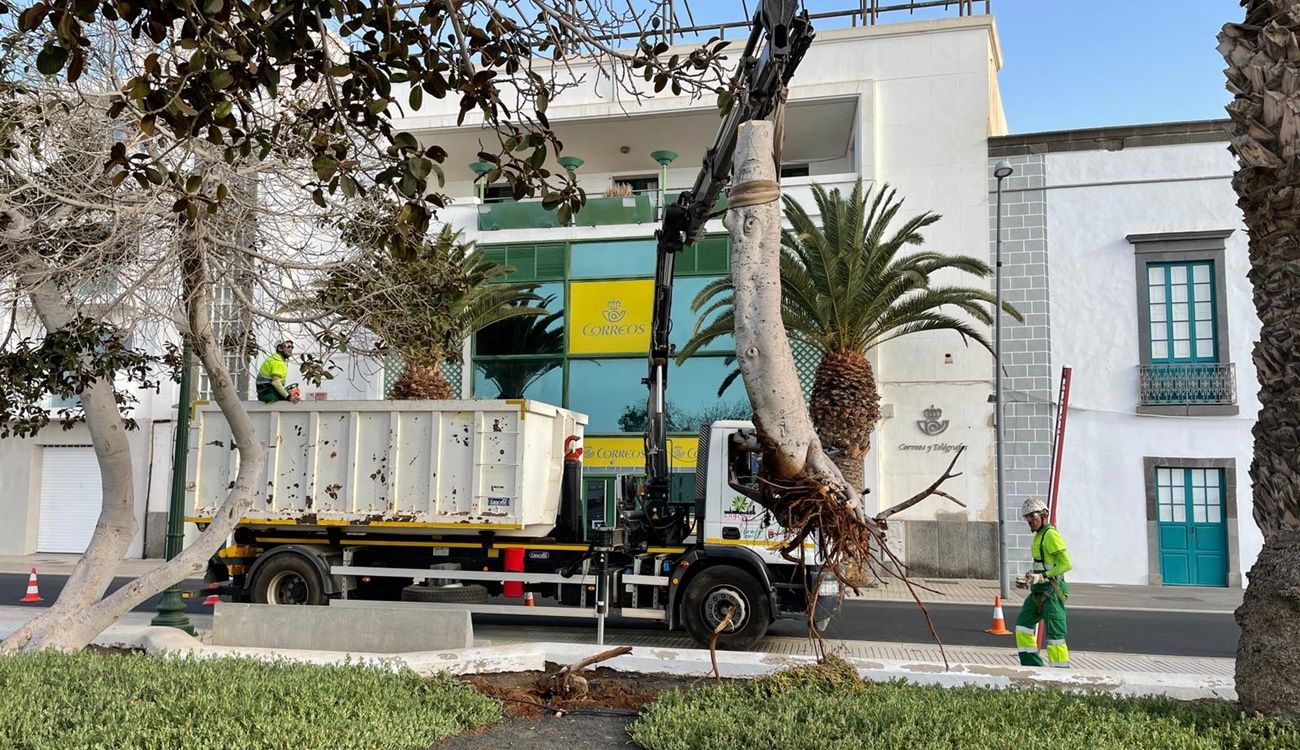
top-left (993, 159), bottom-right (1014, 600)
top-left (151, 339), bottom-right (195, 633)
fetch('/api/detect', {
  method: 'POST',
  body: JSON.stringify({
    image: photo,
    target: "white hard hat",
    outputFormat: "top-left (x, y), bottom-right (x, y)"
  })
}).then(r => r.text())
top-left (1021, 497), bottom-right (1049, 517)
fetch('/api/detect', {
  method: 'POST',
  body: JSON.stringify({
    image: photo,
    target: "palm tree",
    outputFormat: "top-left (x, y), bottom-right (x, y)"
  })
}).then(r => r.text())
top-left (1220, 5), bottom-right (1300, 719)
top-left (319, 215), bottom-right (544, 399)
top-left (678, 180), bottom-right (1020, 489)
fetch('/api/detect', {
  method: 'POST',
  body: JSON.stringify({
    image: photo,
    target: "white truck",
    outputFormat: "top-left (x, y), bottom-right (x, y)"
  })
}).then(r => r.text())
top-left (190, 400), bottom-right (837, 649)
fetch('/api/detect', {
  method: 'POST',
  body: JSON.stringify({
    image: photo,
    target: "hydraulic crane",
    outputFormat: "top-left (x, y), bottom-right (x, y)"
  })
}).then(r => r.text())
top-left (630, 0), bottom-right (814, 547)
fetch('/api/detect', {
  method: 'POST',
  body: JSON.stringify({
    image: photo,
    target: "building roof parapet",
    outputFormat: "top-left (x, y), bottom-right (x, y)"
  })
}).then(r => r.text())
top-left (989, 120), bottom-right (1229, 157)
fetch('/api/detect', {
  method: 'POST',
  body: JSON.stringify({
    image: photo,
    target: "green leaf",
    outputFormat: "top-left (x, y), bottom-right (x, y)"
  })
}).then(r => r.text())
top-left (185, 175), bottom-right (202, 193)
top-left (209, 70), bottom-right (234, 89)
top-left (340, 174), bottom-right (357, 198)
top-left (312, 155), bottom-right (338, 180)
top-left (189, 50), bottom-right (207, 70)
top-left (35, 45), bottom-right (67, 76)
top-left (368, 98), bottom-right (389, 115)
top-left (213, 100), bottom-right (232, 119)
top-left (408, 85), bottom-right (423, 110)
top-left (410, 157), bottom-right (431, 179)
top-left (203, 0), bottom-right (222, 13)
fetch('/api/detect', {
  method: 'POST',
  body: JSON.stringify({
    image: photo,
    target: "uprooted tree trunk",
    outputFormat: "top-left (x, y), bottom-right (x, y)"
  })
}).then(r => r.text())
top-left (728, 120), bottom-right (879, 566)
top-left (3, 229), bottom-right (267, 653)
top-left (727, 120), bottom-right (963, 619)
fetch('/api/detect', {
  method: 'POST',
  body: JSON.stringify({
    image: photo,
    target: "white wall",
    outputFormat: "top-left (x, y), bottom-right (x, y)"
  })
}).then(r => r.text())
top-left (1044, 142), bottom-right (1261, 585)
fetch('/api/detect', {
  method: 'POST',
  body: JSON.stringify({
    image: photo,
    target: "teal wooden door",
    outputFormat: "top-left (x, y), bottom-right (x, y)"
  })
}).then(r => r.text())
top-left (1156, 467), bottom-right (1228, 586)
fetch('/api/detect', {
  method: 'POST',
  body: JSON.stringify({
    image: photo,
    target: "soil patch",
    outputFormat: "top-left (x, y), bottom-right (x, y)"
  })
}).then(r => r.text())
top-left (463, 665), bottom-right (698, 720)
top-left (446, 667), bottom-right (710, 750)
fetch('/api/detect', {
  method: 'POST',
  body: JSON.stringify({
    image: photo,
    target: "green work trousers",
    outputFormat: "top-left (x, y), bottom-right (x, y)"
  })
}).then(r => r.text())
top-left (1015, 583), bottom-right (1069, 668)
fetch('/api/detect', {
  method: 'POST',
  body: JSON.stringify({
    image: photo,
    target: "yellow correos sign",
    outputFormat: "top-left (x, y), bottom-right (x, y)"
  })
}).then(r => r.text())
top-left (568, 279), bottom-right (654, 354)
top-left (584, 436), bottom-right (700, 470)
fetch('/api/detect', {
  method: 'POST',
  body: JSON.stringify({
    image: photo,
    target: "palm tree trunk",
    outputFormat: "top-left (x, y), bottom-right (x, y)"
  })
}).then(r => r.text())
top-left (809, 349), bottom-right (881, 492)
top-left (389, 360), bottom-right (455, 400)
top-left (1221, 4), bottom-right (1300, 718)
top-left (1236, 531), bottom-right (1300, 718)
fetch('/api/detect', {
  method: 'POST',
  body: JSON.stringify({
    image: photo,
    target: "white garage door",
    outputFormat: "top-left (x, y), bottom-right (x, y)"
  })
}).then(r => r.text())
top-left (37, 446), bottom-right (102, 554)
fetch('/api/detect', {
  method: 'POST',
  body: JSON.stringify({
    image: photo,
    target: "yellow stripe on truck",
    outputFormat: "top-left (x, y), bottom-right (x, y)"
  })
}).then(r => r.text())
top-left (705, 538), bottom-right (814, 550)
top-left (189, 517), bottom-right (525, 531)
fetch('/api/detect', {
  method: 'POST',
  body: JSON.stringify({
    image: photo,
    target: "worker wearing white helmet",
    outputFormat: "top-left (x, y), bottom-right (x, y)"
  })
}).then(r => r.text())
top-left (1014, 496), bottom-right (1073, 668)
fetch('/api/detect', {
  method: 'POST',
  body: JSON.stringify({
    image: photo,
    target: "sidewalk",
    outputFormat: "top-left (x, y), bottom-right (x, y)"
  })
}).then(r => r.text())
top-left (473, 623), bottom-right (1234, 678)
top-left (0, 554), bottom-right (161, 578)
top-left (0, 605), bottom-right (1236, 702)
top-left (848, 577), bottom-right (1242, 614)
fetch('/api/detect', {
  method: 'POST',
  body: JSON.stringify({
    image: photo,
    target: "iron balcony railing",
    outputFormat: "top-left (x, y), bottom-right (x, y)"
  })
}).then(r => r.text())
top-left (1139, 363), bottom-right (1237, 406)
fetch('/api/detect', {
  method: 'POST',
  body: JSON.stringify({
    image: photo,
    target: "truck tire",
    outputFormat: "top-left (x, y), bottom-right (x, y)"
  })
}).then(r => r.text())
top-left (400, 584), bottom-right (489, 604)
top-left (251, 553), bottom-right (327, 606)
top-left (682, 565), bottom-right (771, 651)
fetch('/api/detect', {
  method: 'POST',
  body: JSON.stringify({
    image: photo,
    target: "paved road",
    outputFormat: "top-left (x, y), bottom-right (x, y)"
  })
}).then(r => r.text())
top-left (2, 573), bottom-right (213, 616)
top-left (3, 573), bottom-right (1238, 658)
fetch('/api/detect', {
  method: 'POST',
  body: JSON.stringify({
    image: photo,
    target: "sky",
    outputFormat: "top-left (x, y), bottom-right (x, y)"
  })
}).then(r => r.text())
top-left (675, 0), bottom-right (1240, 134)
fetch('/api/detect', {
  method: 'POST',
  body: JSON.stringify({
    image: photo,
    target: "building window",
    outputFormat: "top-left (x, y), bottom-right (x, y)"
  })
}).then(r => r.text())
top-left (1147, 262), bottom-right (1216, 363)
top-left (780, 163), bottom-right (810, 179)
top-left (613, 176), bottom-right (657, 195)
top-left (483, 184), bottom-right (513, 203)
top-left (1129, 231), bottom-right (1237, 416)
top-left (197, 281), bottom-right (252, 401)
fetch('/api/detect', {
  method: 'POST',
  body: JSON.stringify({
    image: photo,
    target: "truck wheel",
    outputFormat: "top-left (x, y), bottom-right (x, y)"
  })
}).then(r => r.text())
top-left (682, 565), bottom-right (770, 651)
top-left (251, 554), bottom-right (327, 605)
top-left (400, 584), bottom-right (489, 604)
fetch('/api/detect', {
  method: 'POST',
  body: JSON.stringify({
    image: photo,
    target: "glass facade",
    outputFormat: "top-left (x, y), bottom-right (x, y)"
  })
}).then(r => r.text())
top-left (471, 234), bottom-right (748, 443)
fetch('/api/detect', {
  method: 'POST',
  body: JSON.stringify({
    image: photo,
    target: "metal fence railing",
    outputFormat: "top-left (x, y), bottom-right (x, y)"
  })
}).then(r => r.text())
top-left (1139, 363), bottom-right (1237, 406)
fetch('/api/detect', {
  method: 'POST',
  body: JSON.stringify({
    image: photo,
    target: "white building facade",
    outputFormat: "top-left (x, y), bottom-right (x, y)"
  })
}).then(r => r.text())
top-left (990, 121), bottom-right (1261, 587)
top-left (390, 12), bottom-right (1010, 577)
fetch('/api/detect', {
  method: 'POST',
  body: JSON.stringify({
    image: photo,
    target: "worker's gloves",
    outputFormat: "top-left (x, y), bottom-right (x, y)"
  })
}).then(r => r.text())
top-left (1016, 573), bottom-right (1046, 589)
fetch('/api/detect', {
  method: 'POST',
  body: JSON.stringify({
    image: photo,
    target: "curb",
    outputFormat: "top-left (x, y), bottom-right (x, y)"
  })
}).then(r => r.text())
top-left (109, 627), bottom-right (1236, 702)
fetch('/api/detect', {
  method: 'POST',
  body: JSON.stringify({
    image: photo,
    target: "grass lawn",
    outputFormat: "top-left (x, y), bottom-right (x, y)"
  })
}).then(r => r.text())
top-left (0, 650), bottom-right (499, 750)
top-left (630, 659), bottom-right (1300, 750)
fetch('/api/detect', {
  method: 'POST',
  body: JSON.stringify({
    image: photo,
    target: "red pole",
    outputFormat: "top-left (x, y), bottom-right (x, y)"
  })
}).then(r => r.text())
top-left (1048, 366), bottom-right (1072, 525)
top-left (1040, 366), bottom-right (1073, 648)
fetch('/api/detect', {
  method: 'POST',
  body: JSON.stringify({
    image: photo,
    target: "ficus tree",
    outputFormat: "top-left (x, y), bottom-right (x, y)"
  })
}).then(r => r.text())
top-left (0, 0), bottom-right (733, 651)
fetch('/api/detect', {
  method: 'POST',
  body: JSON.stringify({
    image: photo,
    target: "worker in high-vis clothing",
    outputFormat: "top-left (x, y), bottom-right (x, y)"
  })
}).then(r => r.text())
top-left (1014, 496), bottom-right (1072, 668)
top-left (256, 340), bottom-right (300, 404)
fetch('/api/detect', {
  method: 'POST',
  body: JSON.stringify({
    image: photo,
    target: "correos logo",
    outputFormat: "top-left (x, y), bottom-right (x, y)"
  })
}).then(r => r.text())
top-left (589, 445), bottom-right (642, 460)
top-left (584, 299), bottom-right (647, 337)
top-left (602, 300), bottom-right (627, 323)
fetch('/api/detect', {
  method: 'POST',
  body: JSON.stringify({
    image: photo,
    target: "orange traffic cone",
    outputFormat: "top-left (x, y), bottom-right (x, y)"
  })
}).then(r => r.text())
top-left (984, 595), bottom-right (1012, 635)
top-left (524, 592), bottom-right (535, 607)
top-left (19, 568), bottom-right (42, 603)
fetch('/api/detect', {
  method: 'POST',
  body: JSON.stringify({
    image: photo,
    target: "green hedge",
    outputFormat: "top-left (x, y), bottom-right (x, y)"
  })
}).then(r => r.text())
top-left (630, 659), bottom-right (1300, 750)
top-left (0, 651), bottom-right (499, 750)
